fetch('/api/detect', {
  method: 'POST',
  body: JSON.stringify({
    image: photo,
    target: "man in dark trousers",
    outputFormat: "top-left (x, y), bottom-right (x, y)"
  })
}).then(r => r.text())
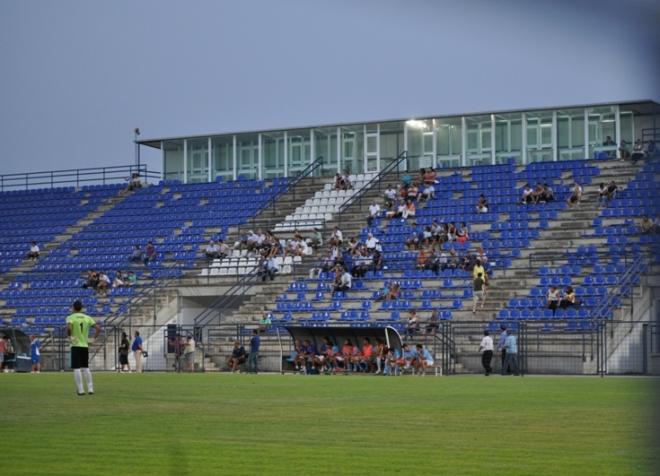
top-left (247, 329), bottom-right (260, 374)
top-left (497, 325), bottom-right (508, 375)
top-left (479, 330), bottom-right (494, 376)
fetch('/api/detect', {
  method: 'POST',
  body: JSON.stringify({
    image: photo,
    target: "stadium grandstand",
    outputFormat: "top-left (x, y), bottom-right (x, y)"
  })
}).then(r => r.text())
top-left (1, 99), bottom-right (659, 376)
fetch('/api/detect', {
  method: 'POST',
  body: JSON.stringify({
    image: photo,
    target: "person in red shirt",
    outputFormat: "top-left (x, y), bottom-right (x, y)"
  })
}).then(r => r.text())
top-left (359, 337), bottom-right (375, 372)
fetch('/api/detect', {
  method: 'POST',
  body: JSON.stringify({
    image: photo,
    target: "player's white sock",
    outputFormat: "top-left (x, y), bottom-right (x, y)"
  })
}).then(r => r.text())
top-left (73, 369), bottom-right (84, 394)
top-left (83, 368), bottom-right (94, 393)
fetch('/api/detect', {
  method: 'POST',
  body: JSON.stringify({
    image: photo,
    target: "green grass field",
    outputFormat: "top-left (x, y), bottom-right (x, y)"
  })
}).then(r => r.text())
top-left (1, 373), bottom-right (657, 475)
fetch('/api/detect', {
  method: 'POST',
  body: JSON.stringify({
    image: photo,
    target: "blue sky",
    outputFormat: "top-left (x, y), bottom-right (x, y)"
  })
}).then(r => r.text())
top-left (0, 0), bottom-right (658, 175)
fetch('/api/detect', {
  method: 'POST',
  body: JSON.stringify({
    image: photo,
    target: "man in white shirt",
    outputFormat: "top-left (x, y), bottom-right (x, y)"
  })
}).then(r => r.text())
top-left (478, 330), bottom-right (494, 376)
top-left (365, 233), bottom-right (378, 250)
top-left (331, 227), bottom-right (343, 246)
top-left (27, 241), bottom-right (40, 261)
top-left (384, 185), bottom-right (397, 208)
top-left (333, 270), bottom-right (352, 294)
top-left (368, 202), bottom-right (381, 226)
top-left (205, 240), bottom-right (220, 261)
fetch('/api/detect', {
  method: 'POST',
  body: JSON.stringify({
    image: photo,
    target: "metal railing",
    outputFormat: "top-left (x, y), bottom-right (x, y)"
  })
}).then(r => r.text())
top-left (0, 164), bottom-right (161, 192)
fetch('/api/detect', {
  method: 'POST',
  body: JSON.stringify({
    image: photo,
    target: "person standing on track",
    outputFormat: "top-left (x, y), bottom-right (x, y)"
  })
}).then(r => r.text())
top-left (66, 300), bottom-right (100, 395)
top-left (247, 329), bottom-right (260, 374)
top-left (478, 330), bottom-right (494, 376)
top-left (498, 325), bottom-right (508, 375)
top-left (132, 331), bottom-right (143, 373)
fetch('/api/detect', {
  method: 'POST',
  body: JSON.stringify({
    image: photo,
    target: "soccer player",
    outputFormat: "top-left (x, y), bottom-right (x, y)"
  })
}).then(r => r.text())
top-left (66, 300), bottom-right (100, 395)
top-left (30, 335), bottom-right (41, 373)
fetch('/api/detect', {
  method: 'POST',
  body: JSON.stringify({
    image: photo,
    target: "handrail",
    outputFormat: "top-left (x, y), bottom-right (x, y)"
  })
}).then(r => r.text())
top-left (589, 252), bottom-right (648, 320)
top-left (336, 150), bottom-right (408, 217)
top-left (0, 164), bottom-right (161, 192)
top-left (240, 156), bottom-right (324, 232)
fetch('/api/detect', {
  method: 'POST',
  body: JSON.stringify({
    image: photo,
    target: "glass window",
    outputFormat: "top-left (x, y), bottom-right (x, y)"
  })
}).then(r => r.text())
top-left (186, 138), bottom-right (209, 183)
top-left (237, 135), bottom-right (258, 179)
top-left (163, 140), bottom-right (184, 181)
top-left (212, 136), bottom-right (233, 180)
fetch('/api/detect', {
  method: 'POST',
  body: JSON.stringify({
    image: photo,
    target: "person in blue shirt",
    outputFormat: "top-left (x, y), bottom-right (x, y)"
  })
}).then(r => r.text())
top-left (247, 329), bottom-right (260, 374)
top-left (414, 344), bottom-right (434, 376)
top-left (30, 335), bottom-right (41, 373)
top-left (385, 347), bottom-right (401, 376)
top-left (503, 329), bottom-right (520, 376)
top-left (402, 344), bottom-right (416, 373)
top-left (132, 331), bottom-right (143, 373)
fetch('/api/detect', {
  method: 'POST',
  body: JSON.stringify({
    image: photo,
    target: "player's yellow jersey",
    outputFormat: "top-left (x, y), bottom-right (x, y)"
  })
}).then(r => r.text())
top-left (66, 312), bottom-right (96, 348)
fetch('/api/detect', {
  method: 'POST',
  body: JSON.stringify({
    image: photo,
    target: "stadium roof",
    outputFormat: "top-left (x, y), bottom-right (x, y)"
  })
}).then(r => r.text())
top-left (138, 99), bottom-right (660, 149)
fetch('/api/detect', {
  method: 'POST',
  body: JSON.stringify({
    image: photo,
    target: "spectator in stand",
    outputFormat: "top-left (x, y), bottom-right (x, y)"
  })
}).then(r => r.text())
top-left (567, 182), bottom-right (583, 207)
top-left (476, 247), bottom-right (489, 269)
top-left (126, 271), bottom-right (137, 285)
top-left (559, 286), bottom-right (578, 309)
top-left (416, 248), bottom-right (428, 270)
top-left (365, 233), bottom-right (379, 251)
top-left (27, 241), bottom-right (40, 261)
top-left (476, 194), bottom-right (489, 213)
top-left (547, 285), bottom-right (561, 316)
top-left (542, 183), bottom-right (554, 202)
top-left (631, 139), bottom-right (644, 163)
top-left (423, 167), bottom-right (437, 185)
top-left (82, 269), bottom-right (99, 290)
top-left (367, 201), bottom-right (381, 226)
top-left (646, 140), bottom-right (656, 158)
top-left (333, 268), bottom-right (352, 294)
top-left (531, 182), bottom-right (544, 204)
top-left (126, 172), bottom-right (142, 191)
top-left (118, 332), bottom-right (130, 372)
top-left (227, 340), bottom-right (247, 373)
top-left (597, 183), bottom-right (608, 205)
top-left (129, 245), bottom-right (143, 263)
top-left (402, 200), bottom-right (416, 220)
top-left (309, 228), bottom-right (323, 249)
top-left (498, 325), bottom-right (508, 375)
top-left (521, 183), bottom-right (534, 204)
top-left (351, 250), bottom-right (372, 278)
top-left (112, 271), bottom-right (125, 288)
top-left (407, 182), bottom-right (419, 202)
top-left (456, 222), bottom-right (470, 244)
top-left (384, 185), bottom-right (397, 209)
top-left (604, 181), bottom-right (618, 201)
top-left (143, 241), bottom-right (156, 265)
top-left (97, 272), bottom-right (110, 295)
top-left (603, 135), bottom-right (616, 146)
top-left (473, 272), bottom-right (486, 313)
top-left (472, 259), bottom-right (488, 286)
top-left (478, 330), bottom-right (494, 376)
top-left (204, 240), bottom-right (221, 261)
top-left (330, 227), bottom-right (343, 246)
top-left (447, 223), bottom-right (457, 242)
top-left (640, 216), bottom-right (657, 234)
top-left (334, 173), bottom-right (346, 191)
top-left (418, 182), bottom-right (435, 201)
top-left (257, 255), bottom-right (279, 282)
top-left (618, 140), bottom-right (630, 160)
top-left (425, 309), bottom-right (440, 334)
top-left (405, 310), bottom-right (420, 340)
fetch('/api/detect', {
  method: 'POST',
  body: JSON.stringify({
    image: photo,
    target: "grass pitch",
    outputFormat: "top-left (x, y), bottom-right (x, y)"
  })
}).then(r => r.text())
top-left (1, 373), bottom-right (657, 475)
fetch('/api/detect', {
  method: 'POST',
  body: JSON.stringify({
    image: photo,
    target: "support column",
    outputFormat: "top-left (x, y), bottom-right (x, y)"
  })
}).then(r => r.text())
top-left (160, 141), bottom-right (165, 180)
top-left (584, 108), bottom-right (589, 159)
top-left (310, 129), bottom-right (315, 169)
top-left (363, 124), bottom-right (368, 173)
top-left (336, 127), bottom-right (341, 173)
top-left (207, 137), bottom-right (213, 181)
top-left (614, 105), bottom-right (621, 159)
top-left (490, 114), bottom-right (496, 165)
top-left (257, 134), bottom-right (263, 180)
top-left (283, 131), bottom-right (289, 178)
top-left (377, 123), bottom-right (381, 171)
top-left (183, 139), bottom-right (188, 183)
top-left (552, 111), bottom-right (558, 162)
top-left (521, 113), bottom-right (528, 165)
top-left (232, 135), bottom-right (237, 180)
top-left (460, 117), bottom-right (467, 167)
top-left (404, 123), bottom-right (409, 170)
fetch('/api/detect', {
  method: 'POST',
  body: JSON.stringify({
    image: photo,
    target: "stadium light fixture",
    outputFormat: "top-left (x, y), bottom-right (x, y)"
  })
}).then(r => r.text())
top-left (405, 119), bottom-right (428, 130)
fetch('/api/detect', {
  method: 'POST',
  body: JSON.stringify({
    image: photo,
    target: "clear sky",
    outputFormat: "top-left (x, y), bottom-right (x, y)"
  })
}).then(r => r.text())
top-left (1, 0), bottom-right (658, 175)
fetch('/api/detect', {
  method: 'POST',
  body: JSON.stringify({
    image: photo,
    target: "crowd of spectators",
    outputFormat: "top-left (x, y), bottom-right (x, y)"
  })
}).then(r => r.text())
top-left (521, 182), bottom-right (555, 204)
top-left (82, 269), bottom-right (136, 295)
top-left (129, 242), bottom-right (157, 266)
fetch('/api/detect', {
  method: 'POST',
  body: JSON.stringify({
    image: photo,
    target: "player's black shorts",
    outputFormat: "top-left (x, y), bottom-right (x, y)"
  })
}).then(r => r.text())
top-left (71, 346), bottom-right (89, 369)
top-left (119, 354), bottom-right (129, 365)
